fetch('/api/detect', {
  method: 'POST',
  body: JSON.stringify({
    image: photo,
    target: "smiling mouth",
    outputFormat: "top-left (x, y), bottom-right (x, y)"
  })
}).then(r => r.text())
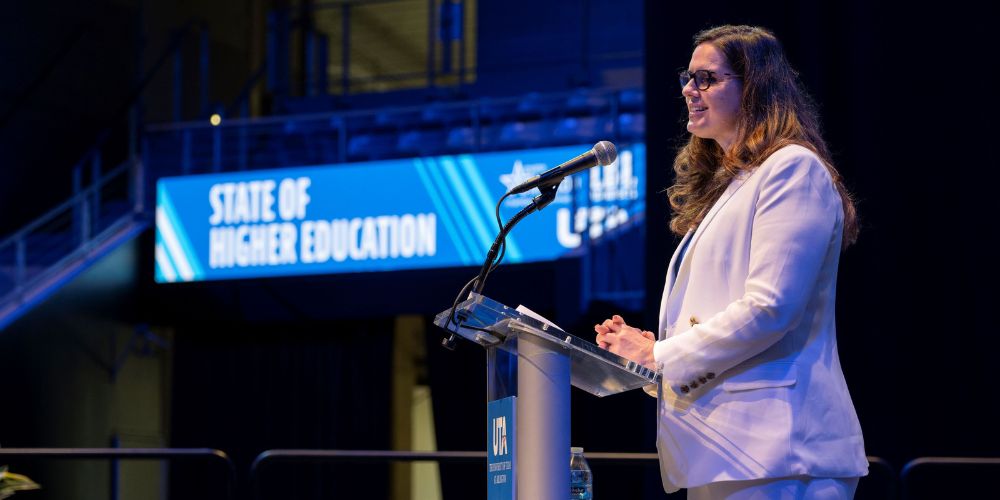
top-left (690, 107), bottom-right (707, 112)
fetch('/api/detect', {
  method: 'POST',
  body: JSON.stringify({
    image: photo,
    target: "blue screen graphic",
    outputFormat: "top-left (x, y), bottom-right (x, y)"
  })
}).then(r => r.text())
top-left (155, 143), bottom-right (645, 282)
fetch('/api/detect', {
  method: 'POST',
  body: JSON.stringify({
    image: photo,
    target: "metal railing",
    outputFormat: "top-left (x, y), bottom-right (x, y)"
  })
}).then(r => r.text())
top-left (0, 447), bottom-right (235, 500)
top-left (863, 455), bottom-right (896, 499)
top-left (900, 456), bottom-right (1000, 500)
top-left (248, 449), bottom-right (483, 500)
top-left (248, 449), bottom-right (660, 500)
top-left (268, 0), bottom-right (473, 97)
top-left (7, 447), bottom-right (994, 499)
top-left (143, 86), bottom-right (646, 177)
top-left (249, 450), bottom-right (897, 500)
top-left (0, 18), bottom-right (212, 330)
top-left (0, 158), bottom-right (144, 329)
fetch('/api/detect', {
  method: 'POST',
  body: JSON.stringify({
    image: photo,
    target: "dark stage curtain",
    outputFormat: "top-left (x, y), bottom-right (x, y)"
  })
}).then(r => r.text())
top-left (169, 319), bottom-right (393, 500)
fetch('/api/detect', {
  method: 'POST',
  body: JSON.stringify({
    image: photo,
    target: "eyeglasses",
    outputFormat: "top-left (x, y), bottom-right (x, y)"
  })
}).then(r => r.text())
top-left (678, 69), bottom-right (742, 91)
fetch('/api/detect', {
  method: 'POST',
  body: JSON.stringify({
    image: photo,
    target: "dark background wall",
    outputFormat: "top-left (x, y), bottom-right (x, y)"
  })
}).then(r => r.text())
top-left (0, 1), bottom-right (137, 236)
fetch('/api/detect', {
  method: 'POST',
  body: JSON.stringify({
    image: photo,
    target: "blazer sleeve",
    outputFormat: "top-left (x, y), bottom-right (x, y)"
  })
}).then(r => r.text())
top-left (653, 150), bottom-right (842, 389)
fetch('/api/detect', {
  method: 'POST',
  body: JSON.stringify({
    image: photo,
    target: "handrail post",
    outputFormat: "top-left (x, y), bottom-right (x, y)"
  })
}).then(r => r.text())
top-left (182, 129), bottom-right (192, 174)
top-left (317, 33), bottom-right (329, 95)
top-left (136, 141), bottom-right (147, 213)
top-left (15, 237), bottom-right (26, 290)
top-left (305, 29), bottom-right (316, 96)
top-left (91, 151), bottom-right (102, 234)
top-left (337, 116), bottom-right (346, 163)
top-left (80, 194), bottom-right (91, 246)
top-left (426, 0), bottom-right (436, 89)
top-left (473, 101), bottom-right (481, 150)
top-left (173, 39), bottom-right (183, 122)
top-left (200, 27), bottom-right (211, 117)
top-left (459, 0), bottom-right (467, 87)
top-left (239, 120), bottom-right (248, 170)
top-left (267, 10), bottom-right (290, 97)
top-left (341, 4), bottom-right (350, 95)
top-left (110, 435), bottom-right (121, 500)
top-left (72, 166), bottom-right (90, 245)
top-left (129, 103), bottom-right (139, 160)
top-left (213, 114), bottom-right (222, 172)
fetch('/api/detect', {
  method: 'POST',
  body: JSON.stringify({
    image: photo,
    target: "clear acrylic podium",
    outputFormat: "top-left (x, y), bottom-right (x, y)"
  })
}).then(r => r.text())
top-left (434, 293), bottom-right (660, 499)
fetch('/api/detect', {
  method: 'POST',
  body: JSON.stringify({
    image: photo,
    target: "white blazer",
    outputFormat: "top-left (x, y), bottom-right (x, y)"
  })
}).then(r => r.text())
top-left (651, 145), bottom-right (867, 492)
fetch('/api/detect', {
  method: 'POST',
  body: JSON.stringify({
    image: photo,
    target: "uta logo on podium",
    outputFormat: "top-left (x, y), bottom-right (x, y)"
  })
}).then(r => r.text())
top-left (492, 416), bottom-right (508, 456)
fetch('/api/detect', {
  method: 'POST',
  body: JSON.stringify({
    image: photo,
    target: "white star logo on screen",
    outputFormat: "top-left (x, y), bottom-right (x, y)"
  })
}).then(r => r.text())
top-left (499, 160), bottom-right (533, 192)
top-left (499, 160), bottom-right (553, 194)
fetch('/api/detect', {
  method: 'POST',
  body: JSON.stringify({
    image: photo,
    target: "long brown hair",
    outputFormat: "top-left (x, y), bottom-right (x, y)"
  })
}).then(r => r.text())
top-left (667, 25), bottom-right (859, 248)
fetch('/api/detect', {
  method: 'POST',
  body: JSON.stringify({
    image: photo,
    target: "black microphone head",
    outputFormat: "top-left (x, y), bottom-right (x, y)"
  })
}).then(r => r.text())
top-left (593, 141), bottom-right (617, 166)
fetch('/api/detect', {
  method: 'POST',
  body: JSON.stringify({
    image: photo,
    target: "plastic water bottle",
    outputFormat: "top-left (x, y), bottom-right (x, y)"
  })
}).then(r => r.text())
top-left (570, 446), bottom-right (593, 500)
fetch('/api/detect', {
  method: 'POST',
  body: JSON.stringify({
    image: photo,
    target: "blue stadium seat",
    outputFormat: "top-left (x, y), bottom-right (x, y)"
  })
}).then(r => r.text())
top-left (515, 92), bottom-right (559, 120)
top-left (385, 109), bottom-right (426, 131)
top-left (477, 96), bottom-right (519, 125)
top-left (618, 88), bottom-right (645, 112)
top-left (565, 88), bottom-right (611, 117)
top-left (397, 129), bottom-right (447, 156)
top-left (420, 102), bottom-right (470, 128)
top-left (446, 126), bottom-right (477, 152)
top-left (343, 109), bottom-right (397, 133)
top-left (515, 92), bottom-right (545, 119)
top-left (553, 116), bottom-right (612, 143)
top-left (617, 112), bottom-right (645, 140)
top-left (141, 87), bottom-right (646, 171)
top-left (396, 130), bottom-right (422, 155)
top-left (497, 120), bottom-right (551, 147)
top-left (371, 109), bottom-right (399, 132)
top-left (282, 119), bottom-right (342, 166)
top-left (348, 133), bottom-right (396, 161)
top-left (449, 124), bottom-right (498, 151)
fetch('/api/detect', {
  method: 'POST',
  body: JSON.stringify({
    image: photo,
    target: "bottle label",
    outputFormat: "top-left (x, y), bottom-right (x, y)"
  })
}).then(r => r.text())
top-left (570, 454), bottom-right (593, 499)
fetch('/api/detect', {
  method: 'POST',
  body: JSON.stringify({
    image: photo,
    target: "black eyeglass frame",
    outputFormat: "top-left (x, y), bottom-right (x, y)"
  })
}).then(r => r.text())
top-left (678, 69), bottom-right (742, 91)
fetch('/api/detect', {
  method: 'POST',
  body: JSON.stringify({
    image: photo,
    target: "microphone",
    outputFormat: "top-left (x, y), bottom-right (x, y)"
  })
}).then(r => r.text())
top-left (508, 141), bottom-right (617, 194)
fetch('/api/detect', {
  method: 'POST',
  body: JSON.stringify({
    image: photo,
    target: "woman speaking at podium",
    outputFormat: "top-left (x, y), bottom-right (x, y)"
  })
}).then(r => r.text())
top-left (594, 25), bottom-right (867, 498)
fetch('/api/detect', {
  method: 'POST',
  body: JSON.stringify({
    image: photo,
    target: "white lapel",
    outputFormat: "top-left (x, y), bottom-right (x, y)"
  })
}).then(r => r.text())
top-left (662, 170), bottom-right (756, 324)
top-left (686, 171), bottom-right (753, 261)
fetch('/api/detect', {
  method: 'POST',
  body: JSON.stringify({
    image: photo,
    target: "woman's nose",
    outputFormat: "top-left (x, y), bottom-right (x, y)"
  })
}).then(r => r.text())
top-left (681, 79), bottom-right (699, 98)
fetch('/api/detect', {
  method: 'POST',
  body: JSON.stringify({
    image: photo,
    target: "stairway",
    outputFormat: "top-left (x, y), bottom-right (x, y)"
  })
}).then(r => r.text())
top-left (0, 159), bottom-right (148, 331)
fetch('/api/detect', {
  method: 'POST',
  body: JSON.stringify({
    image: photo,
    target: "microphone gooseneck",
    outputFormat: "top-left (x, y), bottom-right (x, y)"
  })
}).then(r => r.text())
top-left (442, 141), bottom-right (619, 348)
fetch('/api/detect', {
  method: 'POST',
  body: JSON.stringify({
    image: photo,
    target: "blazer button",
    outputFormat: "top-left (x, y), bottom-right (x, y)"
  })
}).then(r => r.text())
top-left (706, 372), bottom-right (716, 379)
top-left (689, 380), bottom-right (699, 389)
top-left (689, 316), bottom-right (699, 326)
top-left (698, 376), bottom-right (708, 384)
top-left (679, 385), bottom-right (690, 394)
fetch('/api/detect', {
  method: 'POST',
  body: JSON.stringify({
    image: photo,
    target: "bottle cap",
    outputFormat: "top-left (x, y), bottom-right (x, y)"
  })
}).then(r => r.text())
top-left (571, 447), bottom-right (584, 454)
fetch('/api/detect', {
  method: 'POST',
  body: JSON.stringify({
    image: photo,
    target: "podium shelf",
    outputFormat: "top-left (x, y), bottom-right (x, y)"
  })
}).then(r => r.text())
top-left (435, 293), bottom-right (660, 397)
